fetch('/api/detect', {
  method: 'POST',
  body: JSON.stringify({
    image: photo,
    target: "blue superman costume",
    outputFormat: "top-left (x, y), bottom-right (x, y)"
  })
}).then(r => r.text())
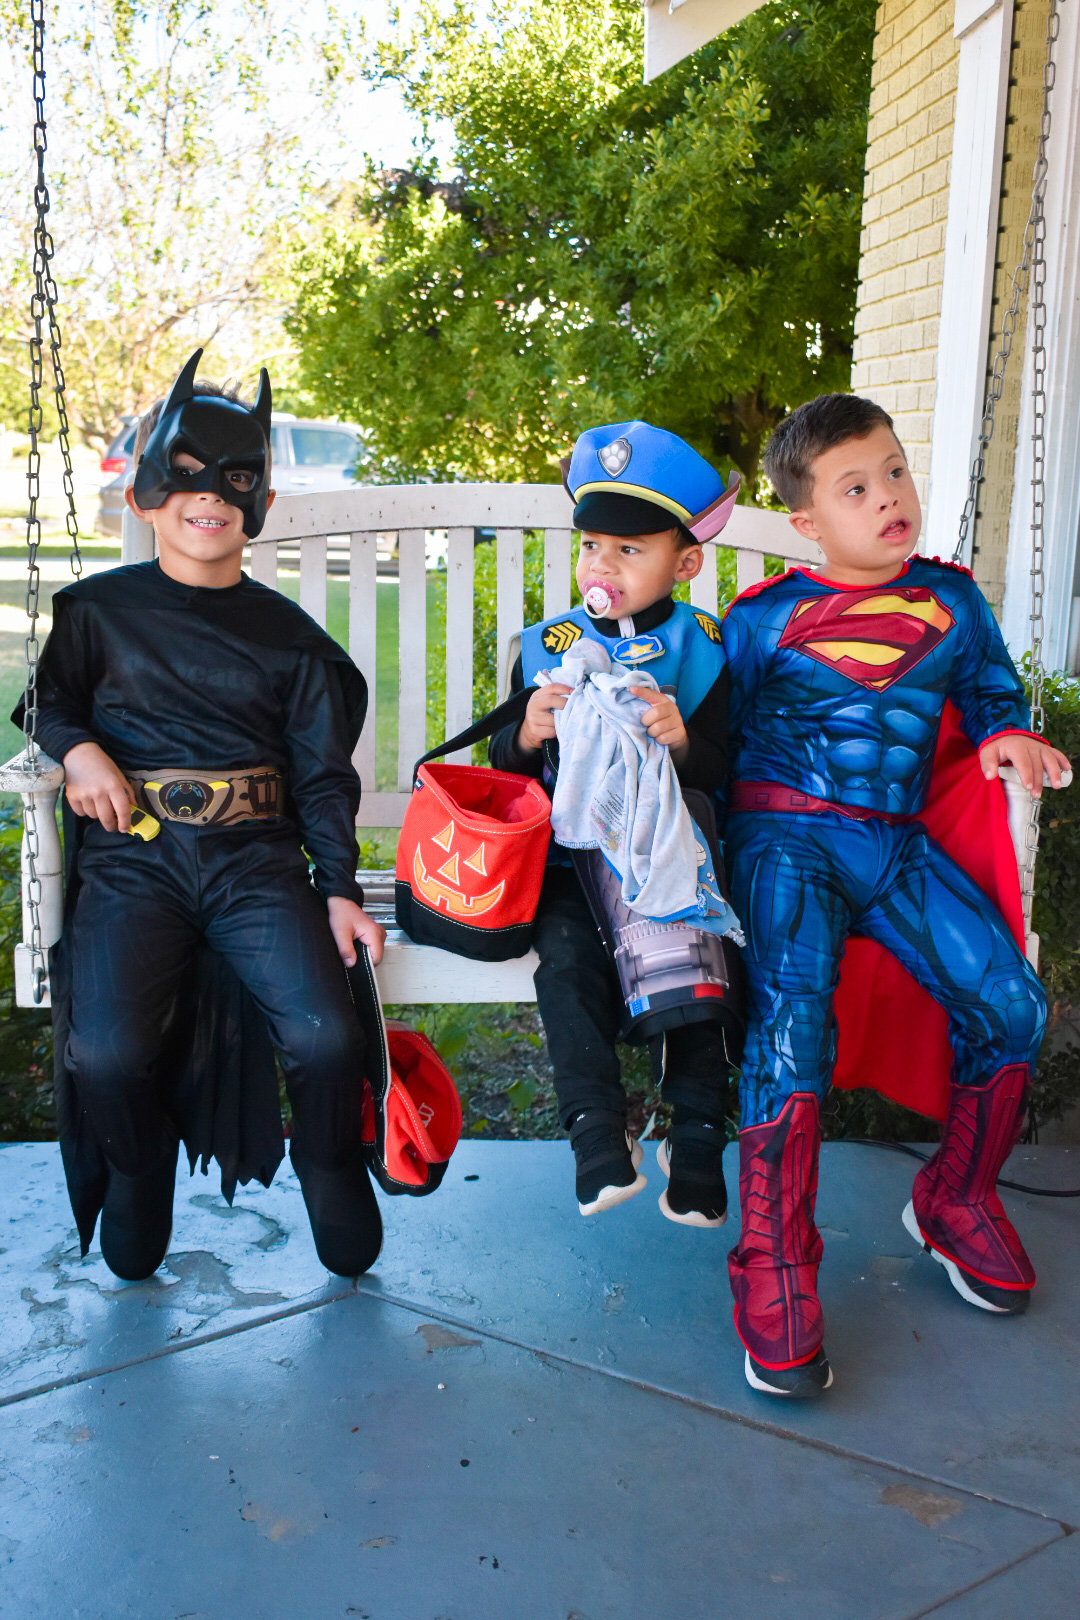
top-left (721, 555), bottom-right (1047, 1379)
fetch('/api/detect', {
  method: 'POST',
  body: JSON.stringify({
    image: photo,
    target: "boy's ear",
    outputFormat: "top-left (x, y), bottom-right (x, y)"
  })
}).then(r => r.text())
top-left (674, 541), bottom-right (704, 582)
top-left (787, 508), bottom-right (821, 544)
top-left (124, 484), bottom-right (157, 526)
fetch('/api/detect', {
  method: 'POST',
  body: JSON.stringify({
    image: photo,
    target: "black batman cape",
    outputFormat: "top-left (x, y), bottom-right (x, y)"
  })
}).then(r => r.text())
top-left (16, 563), bottom-right (373, 1251)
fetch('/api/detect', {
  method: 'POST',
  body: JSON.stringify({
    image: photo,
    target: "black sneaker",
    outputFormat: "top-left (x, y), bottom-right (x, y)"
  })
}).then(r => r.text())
top-left (570, 1111), bottom-right (646, 1217)
top-left (656, 1113), bottom-right (728, 1228)
top-left (744, 1347), bottom-right (834, 1399)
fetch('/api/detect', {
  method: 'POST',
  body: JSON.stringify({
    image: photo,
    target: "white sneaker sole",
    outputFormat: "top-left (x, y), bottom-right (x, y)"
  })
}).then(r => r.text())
top-left (743, 1351), bottom-right (833, 1396)
top-left (655, 1138), bottom-right (727, 1228)
top-left (901, 1199), bottom-right (1009, 1314)
top-left (578, 1138), bottom-right (646, 1217)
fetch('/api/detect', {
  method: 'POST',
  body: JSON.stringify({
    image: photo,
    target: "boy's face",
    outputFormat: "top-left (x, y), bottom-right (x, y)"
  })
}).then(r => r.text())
top-left (787, 423), bottom-right (922, 582)
top-left (126, 450), bottom-right (276, 580)
top-left (574, 526), bottom-right (702, 618)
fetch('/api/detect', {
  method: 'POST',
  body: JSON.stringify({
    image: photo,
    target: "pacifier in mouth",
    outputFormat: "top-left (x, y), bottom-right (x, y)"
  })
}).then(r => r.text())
top-left (583, 579), bottom-right (622, 618)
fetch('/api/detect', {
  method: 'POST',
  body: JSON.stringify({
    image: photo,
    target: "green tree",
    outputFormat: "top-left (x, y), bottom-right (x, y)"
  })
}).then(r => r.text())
top-left (286, 0), bottom-right (877, 489)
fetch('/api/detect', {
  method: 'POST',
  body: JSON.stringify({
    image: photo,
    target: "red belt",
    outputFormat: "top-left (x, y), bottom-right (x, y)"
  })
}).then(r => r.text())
top-left (728, 781), bottom-right (911, 826)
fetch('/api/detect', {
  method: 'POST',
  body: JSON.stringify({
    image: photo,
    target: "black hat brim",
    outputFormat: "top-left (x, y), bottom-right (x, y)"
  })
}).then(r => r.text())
top-left (573, 490), bottom-right (690, 540)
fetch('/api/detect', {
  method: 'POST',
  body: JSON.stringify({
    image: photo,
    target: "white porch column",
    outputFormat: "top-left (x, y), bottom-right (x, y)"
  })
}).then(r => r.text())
top-left (924, 0), bottom-right (1015, 562)
top-left (1002, 0), bottom-right (1080, 672)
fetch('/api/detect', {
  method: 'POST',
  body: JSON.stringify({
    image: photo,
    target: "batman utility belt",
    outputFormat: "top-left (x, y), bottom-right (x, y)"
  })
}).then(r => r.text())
top-left (125, 766), bottom-right (283, 835)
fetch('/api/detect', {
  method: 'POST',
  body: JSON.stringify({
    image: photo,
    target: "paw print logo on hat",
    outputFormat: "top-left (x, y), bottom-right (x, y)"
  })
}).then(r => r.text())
top-left (598, 436), bottom-right (632, 476)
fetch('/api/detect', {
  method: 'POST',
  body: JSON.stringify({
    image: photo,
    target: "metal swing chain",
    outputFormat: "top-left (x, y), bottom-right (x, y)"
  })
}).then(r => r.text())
top-left (22, 0), bottom-right (83, 1003)
top-left (1027, 0), bottom-right (1058, 741)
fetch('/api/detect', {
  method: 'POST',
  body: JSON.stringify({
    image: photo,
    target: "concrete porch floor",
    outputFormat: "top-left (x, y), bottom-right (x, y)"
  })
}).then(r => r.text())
top-left (0, 1138), bottom-right (1078, 1620)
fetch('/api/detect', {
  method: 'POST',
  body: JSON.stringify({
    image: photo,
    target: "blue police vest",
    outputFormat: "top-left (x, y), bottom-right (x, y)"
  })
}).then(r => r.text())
top-left (520, 600), bottom-right (725, 721)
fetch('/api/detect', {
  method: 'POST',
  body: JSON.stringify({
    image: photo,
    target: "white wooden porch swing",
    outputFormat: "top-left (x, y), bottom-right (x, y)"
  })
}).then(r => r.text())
top-left (1, 0), bottom-right (1070, 1013)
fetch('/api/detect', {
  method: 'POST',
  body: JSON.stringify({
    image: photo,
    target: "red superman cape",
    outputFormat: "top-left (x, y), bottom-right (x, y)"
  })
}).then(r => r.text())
top-left (830, 701), bottom-right (1026, 1122)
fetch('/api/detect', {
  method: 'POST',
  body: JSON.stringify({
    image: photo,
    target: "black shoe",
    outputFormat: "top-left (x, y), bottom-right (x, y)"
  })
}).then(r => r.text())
top-left (657, 1112), bottom-right (728, 1228)
top-left (744, 1347), bottom-right (833, 1399)
top-left (292, 1141), bottom-right (383, 1277)
top-left (99, 1133), bottom-right (179, 1282)
top-left (570, 1110), bottom-right (646, 1217)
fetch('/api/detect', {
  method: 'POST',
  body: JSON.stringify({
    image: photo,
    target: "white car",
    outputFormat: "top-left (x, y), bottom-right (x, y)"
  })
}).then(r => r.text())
top-left (268, 416), bottom-right (364, 494)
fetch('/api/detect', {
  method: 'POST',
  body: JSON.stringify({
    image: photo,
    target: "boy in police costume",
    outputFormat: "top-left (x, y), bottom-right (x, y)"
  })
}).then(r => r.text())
top-left (22, 350), bottom-right (387, 1283)
top-left (490, 421), bottom-right (739, 1222)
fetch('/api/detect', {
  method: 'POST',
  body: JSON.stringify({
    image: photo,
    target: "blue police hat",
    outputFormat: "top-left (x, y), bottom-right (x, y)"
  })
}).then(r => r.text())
top-left (562, 421), bottom-right (740, 541)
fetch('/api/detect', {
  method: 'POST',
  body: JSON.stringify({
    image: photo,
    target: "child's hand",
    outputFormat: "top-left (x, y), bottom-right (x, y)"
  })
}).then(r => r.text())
top-left (328, 896), bottom-right (387, 968)
top-left (62, 741), bottom-right (135, 831)
top-left (518, 683), bottom-right (572, 752)
top-left (979, 733), bottom-right (1072, 798)
top-left (631, 687), bottom-right (689, 760)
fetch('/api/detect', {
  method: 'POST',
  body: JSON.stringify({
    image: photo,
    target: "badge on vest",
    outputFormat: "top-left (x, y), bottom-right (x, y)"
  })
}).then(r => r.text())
top-left (612, 632), bottom-right (665, 665)
top-left (541, 619), bottom-right (583, 655)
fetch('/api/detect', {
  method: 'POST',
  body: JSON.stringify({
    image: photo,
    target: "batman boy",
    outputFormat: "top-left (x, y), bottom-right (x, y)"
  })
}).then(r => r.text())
top-left (19, 351), bottom-right (386, 1283)
top-left (490, 421), bottom-right (740, 1224)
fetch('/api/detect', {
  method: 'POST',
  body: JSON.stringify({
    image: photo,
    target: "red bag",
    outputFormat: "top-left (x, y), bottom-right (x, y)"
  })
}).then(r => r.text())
top-left (353, 948), bottom-right (463, 1196)
top-left (395, 689), bottom-right (552, 961)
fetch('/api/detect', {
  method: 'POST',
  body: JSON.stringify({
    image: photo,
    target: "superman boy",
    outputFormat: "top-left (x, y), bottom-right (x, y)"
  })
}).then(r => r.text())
top-left (722, 393), bottom-right (1070, 1399)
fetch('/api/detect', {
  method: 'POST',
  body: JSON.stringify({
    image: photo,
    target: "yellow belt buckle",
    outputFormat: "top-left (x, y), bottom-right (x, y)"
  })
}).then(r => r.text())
top-left (125, 807), bottom-right (160, 841)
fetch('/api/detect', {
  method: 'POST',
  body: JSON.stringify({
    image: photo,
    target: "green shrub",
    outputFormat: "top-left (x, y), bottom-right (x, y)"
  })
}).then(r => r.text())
top-left (0, 804), bottom-right (55, 1141)
top-left (1027, 664), bottom-right (1080, 1130)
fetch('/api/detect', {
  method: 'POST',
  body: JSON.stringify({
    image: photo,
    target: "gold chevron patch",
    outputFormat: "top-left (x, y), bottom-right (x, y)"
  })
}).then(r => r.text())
top-left (693, 610), bottom-right (722, 645)
top-left (541, 619), bottom-right (583, 655)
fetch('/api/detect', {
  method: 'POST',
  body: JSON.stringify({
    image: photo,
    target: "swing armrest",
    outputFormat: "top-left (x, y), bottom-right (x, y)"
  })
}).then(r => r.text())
top-left (0, 749), bottom-right (64, 794)
top-left (997, 764), bottom-right (1073, 791)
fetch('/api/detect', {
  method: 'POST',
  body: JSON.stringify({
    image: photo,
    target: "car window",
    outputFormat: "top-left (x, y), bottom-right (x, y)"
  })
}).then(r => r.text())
top-left (122, 429), bottom-right (136, 453)
top-left (291, 427), bottom-right (358, 468)
top-left (269, 424), bottom-right (288, 463)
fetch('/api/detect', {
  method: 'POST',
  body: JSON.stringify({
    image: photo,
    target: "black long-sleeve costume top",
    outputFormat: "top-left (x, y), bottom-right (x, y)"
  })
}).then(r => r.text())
top-left (488, 594), bottom-right (730, 792)
top-left (23, 561), bottom-right (368, 901)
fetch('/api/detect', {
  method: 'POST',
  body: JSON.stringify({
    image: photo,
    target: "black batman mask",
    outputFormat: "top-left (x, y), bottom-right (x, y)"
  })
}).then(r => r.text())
top-left (132, 348), bottom-right (273, 539)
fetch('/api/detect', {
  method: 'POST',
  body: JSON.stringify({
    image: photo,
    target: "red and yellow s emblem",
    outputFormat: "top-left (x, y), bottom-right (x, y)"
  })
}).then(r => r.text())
top-left (778, 587), bottom-right (955, 691)
top-left (412, 822), bottom-right (506, 919)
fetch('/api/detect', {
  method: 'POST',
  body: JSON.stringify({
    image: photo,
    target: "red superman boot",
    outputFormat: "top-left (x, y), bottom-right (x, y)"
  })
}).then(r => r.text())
top-left (903, 1063), bottom-right (1035, 1314)
top-left (728, 1093), bottom-right (833, 1398)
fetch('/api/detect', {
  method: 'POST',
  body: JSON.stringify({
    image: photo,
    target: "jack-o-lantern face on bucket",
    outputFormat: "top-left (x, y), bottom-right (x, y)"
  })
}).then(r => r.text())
top-left (412, 821), bottom-right (506, 919)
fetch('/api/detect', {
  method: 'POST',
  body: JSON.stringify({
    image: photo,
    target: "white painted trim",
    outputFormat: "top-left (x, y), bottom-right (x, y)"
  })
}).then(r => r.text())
top-left (643, 0), bottom-right (767, 82)
top-left (925, 0), bottom-right (1014, 563)
top-left (954, 0), bottom-right (1003, 41)
top-left (1002, 0), bottom-right (1080, 672)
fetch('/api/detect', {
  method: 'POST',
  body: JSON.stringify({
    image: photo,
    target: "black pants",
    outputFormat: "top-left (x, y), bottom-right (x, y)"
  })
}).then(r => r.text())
top-left (65, 822), bottom-right (363, 1178)
top-left (532, 865), bottom-right (729, 1129)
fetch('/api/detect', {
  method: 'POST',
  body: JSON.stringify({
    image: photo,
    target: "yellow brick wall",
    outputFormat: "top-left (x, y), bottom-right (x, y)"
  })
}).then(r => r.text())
top-left (850, 0), bottom-right (961, 504)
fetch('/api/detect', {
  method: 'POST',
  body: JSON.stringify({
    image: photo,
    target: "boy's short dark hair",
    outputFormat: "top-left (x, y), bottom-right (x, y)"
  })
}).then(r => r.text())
top-left (763, 393), bottom-right (898, 510)
top-left (132, 378), bottom-right (258, 464)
